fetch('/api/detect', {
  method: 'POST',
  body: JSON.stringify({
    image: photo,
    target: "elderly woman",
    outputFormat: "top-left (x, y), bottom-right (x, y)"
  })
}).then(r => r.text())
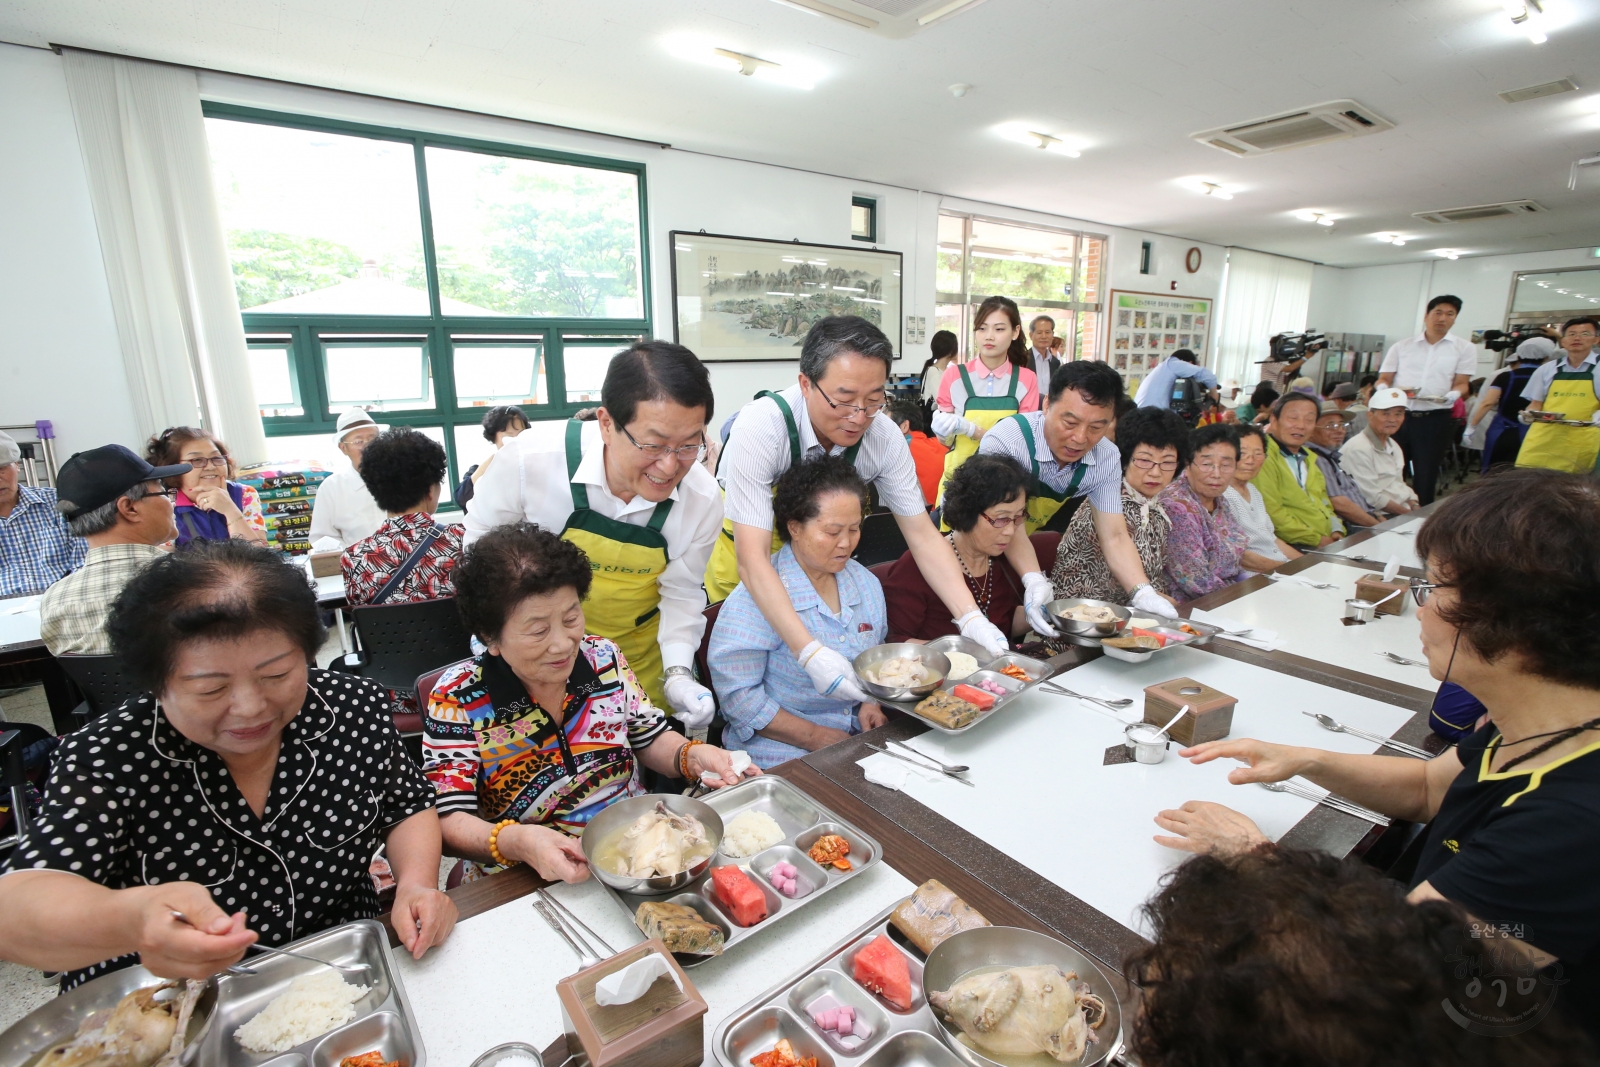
top-left (0, 541), bottom-right (455, 986)
top-left (1154, 470), bottom-right (1600, 1036)
top-left (1221, 424), bottom-right (1299, 575)
top-left (883, 454), bottom-right (1030, 644)
top-left (710, 456), bottom-right (890, 769)
top-left (146, 426), bottom-right (268, 548)
top-left (1049, 407), bottom-right (1187, 605)
top-left (1161, 424), bottom-right (1249, 600)
top-left (425, 522), bottom-right (754, 884)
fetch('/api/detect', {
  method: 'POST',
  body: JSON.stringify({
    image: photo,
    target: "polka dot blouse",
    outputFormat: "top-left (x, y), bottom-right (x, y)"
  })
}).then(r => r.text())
top-left (1, 668), bottom-right (436, 989)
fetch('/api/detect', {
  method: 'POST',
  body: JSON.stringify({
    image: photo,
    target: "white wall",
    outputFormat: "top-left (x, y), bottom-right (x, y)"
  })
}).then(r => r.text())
top-left (0, 44), bottom-right (137, 465)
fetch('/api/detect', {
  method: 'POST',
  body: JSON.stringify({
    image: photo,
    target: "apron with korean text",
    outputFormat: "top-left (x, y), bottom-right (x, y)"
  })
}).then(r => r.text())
top-left (936, 363), bottom-right (1021, 511)
top-left (1515, 366), bottom-right (1600, 474)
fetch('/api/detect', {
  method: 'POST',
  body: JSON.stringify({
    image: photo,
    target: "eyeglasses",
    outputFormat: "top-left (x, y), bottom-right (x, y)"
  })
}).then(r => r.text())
top-left (1129, 457), bottom-right (1180, 472)
top-left (183, 456), bottom-right (229, 469)
top-left (812, 384), bottom-right (887, 419)
top-left (618, 423), bottom-right (708, 463)
top-left (979, 511), bottom-right (1027, 530)
top-left (1410, 580), bottom-right (1439, 606)
top-left (1191, 460), bottom-right (1237, 475)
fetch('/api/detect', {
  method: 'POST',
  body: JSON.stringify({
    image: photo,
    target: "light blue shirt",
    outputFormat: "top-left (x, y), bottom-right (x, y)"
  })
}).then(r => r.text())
top-left (1521, 349), bottom-right (1599, 403)
top-left (1134, 359), bottom-right (1218, 409)
top-left (978, 412), bottom-right (1124, 513)
top-left (708, 544), bottom-right (887, 769)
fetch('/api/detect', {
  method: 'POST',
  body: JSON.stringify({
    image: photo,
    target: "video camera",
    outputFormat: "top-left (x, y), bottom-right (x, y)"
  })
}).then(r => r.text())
top-left (1261, 331), bottom-right (1328, 364)
top-left (1480, 326), bottom-right (1553, 354)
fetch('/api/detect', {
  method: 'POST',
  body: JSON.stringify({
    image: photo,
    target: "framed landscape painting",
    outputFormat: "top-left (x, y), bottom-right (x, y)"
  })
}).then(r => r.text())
top-left (671, 231), bottom-right (903, 362)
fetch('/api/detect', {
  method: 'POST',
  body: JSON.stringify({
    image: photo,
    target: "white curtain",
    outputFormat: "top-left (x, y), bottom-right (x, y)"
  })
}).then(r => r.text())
top-left (61, 50), bottom-right (266, 464)
top-left (1213, 247), bottom-right (1314, 389)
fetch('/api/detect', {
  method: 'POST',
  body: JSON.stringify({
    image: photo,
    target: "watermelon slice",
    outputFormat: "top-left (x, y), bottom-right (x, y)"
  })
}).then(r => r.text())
top-left (852, 934), bottom-right (912, 1010)
top-left (710, 865), bottom-right (769, 927)
top-left (950, 684), bottom-right (995, 710)
top-left (1130, 627), bottom-right (1172, 647)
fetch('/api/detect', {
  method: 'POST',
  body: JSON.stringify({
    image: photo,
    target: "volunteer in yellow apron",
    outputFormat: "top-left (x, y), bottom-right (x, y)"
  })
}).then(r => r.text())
top-left (936, 364), bottom-right (1021, 511)
top-left (1516, 320), bottom-right (1600, 474)
top-left (705, 390), bottom-right (859, 604)
top-left (1008, 412), bottom-right (1086, 534)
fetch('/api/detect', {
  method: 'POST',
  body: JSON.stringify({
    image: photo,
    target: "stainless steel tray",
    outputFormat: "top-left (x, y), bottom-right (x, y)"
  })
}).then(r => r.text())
top-left (712, 903), bottom-right (1123, 1067)
top-left (879, 638), bottom-right (1054, 735)
top-left (600, 776), bottom-right (882, 968)
top-left (1098, 620), bottom-right (1220, 664)
top-left (0, 967), bottom-right (217, 1067)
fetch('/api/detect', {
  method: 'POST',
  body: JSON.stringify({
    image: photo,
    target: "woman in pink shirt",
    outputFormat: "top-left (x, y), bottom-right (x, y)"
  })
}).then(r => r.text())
top-left (931, 295), bottom-right (1040, 508)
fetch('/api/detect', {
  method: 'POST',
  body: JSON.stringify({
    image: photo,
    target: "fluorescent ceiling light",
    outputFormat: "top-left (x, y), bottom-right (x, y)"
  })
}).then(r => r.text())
top-left (663, 33), bottom-right (821, 89)
top-left (997, 123), bottom-right (1084, 157)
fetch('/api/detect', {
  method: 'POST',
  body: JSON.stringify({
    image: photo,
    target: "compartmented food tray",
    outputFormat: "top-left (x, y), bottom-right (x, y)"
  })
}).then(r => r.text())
top-left (600, 776), bottom-right (882, 967)
top-left (712, 903), bottom-right (1123, 1067)
top-left (1098, 620), bottom-right (1220, 664)
top-left (877, 637), bottom-right (1054, 735)
top-left (0, 920), bottom-right (424, 1067)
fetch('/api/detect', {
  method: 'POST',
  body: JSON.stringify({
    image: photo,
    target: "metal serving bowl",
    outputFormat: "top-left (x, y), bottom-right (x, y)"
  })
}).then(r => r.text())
top-left (581, 793), bottom-right (724, 895)
top-left (923, 926), bottom-right (1125, 1067)
top-left (853, 643), bottom-right (950, 703)
top-left (0, 967), bottom-right (217, 1067)
top-left (1046, 597), bottom-right (1132, 637)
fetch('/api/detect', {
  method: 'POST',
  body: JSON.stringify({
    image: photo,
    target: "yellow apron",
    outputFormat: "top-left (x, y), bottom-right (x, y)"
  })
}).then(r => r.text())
top-left (703, 390), bottom-right (861, 604)
top-left (936, 363), bottom-right (1021, 511)
top-left (1009, 413), bottom-right (1087, 534)
top-left (559, 420), bottom-right (675, 711)
top-left (1516, 364), bottom-right (1600, 474)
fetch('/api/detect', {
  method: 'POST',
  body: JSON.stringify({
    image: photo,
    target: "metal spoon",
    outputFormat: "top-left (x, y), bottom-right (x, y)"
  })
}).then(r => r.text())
top-left (1301, 711), bottom-right (1433, 759)
top-left (169, 911), bottom-right (371, 979)
top-left (887, 739), bottom-right (970, 774)
top-left (1040, 682), bottom-right (1133, 710)
top-left (169, 912), bottom-right (255, 976)
top-left (1375, 650), bottom-right (1427, 667)
top-left (864, 743), bottom-right (975, 786)
top-left (1257, 780), bottom-right (1391, 825)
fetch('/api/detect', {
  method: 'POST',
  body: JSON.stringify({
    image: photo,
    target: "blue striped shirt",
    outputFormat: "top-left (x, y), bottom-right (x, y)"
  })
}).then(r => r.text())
top-left (709, 545), bottom-right (887, 769)
top-left (0, 484), bottom-right (87, 596)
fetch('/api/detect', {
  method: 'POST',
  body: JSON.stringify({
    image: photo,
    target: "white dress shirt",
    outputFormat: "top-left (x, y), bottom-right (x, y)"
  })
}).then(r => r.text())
top-left (1378, 333), bottom-right (1478, 412)
top-left (308, 466), bottom-right (387, 549)
top-left (719, 384), bottom-right (926, 527)
top-left (1338, 428), bottom-right (1417, 511)
top-left (462, 420), bottom-right (724, 671)
top-left (1522, 349), bottom-right (1600, 402)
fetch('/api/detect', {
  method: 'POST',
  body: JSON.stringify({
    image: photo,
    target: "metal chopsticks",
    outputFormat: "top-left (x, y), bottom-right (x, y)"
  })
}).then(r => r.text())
top-left (532, 889), bottom-right (615, 969)
top-left (864, 743), bottom-right (975, 786)
top-left (1258, 780), bottom-right (1392, 825)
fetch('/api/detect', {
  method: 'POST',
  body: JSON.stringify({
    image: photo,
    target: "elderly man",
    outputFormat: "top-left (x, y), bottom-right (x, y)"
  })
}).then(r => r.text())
top-left (0, 431), bottom-right (86, 596)
top-left (38, 445), bottom-right (189, 655)
top-left (1339, 388), bottom-right (1418, 516)
top-left (309, 408), bottom-right (388, 549)
top-left (1027, 315), bottom-right (1063, 389)
top-left (1326, 381), bottom-right (1366, 434)
top-left (1254, 392), bottom-right (1338, 551)
top-left (1377, 295), bottom-right (1476, 504)
top-left (1306, 402), bottom-right (1382, 532)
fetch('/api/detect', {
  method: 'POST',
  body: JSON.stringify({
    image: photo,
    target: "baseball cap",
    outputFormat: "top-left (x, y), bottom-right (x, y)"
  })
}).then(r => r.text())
top-left (1368, 387), bottom-right (1409, 411)
top-left (0, 431), bottom-right (18, 466)
top-left (55, 445), bottom-right (191, 522)
top-left (1317, 400), bottom-right (1354, 422)
top-left (334, 408), bottom-right (389, 445)
top-left (1328, 382), bottom-right (1359, 400)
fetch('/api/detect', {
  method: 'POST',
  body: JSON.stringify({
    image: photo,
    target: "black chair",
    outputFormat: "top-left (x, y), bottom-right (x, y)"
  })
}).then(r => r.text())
top-left (349, 598), bottom-right (475, 708)
top-left (57, 654), bottom-right (142, 729)
top-left (693, 601), bottom-right (727, 750)
top-left (852, 512), bottom-right (909, 568)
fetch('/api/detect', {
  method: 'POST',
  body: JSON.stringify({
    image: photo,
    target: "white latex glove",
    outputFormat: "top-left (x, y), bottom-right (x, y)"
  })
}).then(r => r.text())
top-left (1021, 571), bottom-right (1059, 637)
top-left (663, 672), bottom-right (716, 730)
top-left (1518, 408), bottom-right (1535, 425)
top-left (1443, 389), bottom-right (1461, 403)
top-left (797, 640), bottom-right (870, 703)
top-left (1131, 584), bottom-right (1179, 619)
top-left (1591, 411), bottom-right (1600, 426)
top-left (956, 611), bottom-right (1010, 657)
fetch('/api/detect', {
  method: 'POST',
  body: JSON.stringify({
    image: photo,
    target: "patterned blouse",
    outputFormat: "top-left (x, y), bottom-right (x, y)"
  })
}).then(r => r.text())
top-left (422, 636), bottom-right (670, 837)
top-left (341, 513), bottom-right (463, 608)
top-left (1160, 476), bottom-right (1249, 601)
top-left (1049, 480), bottom-right (1170, 605)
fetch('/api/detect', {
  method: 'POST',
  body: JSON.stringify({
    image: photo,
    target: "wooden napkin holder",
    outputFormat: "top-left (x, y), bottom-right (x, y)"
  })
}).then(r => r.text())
top-left (1353, 576), bottom-right (1408, 617)
top-left (1143, 677), bottom-right (1236, 746)
top-left (307, 550), bottom-right (342, 578)
top-left (557, 938), bottom-right (706, 1067)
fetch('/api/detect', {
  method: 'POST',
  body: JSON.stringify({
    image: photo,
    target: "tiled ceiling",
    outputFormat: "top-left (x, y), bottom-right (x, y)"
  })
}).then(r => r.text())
top-left (5, 0), bottom-right (1600, 266)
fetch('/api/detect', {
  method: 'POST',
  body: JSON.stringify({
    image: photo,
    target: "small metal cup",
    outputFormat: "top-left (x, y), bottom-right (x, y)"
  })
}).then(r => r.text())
top-left (1124, 723), bottom-right (1168, 764)
top-left (1344, 598), bottom-right (1376, 623)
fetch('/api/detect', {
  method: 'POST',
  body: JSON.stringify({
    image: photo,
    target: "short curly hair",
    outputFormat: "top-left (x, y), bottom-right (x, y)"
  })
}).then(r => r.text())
top-left (107, 539), bottom-right (324, 693)
top-left (1188, 422), bottom-right (1238, 460)
top-left (481, 405), bottom-right (528, 443)
top-left (771, 456), bottom-right (867, 544)
top-left (357, 427), bottom-right (447, 513)
top-left (454, 521), bottom-right (593, 642)
top-left (1415, 468), bottom-right (1600, 690)
top-left (1115, 407), bottom-right (1192, 471)
top-left (146, 426), bottom-right (231, 490)
top-left (940, 454), bottom-right (1029, 534)
top-left (1126, 847), bottom-right (1591, 1066)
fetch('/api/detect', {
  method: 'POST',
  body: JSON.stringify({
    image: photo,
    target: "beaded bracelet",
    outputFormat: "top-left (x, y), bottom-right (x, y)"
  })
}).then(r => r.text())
top-left (487, 818), bottom-right (520, 867)
top-left (678, 738), bottom-right (705, 779)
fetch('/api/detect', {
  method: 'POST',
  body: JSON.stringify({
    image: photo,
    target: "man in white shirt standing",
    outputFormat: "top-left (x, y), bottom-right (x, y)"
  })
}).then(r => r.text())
top-left (1376, 295), bottom-right (1476, 504)
top-left (465, 341), bottom-right (724, 728)
top-left (1337, 388), bottom-right (1418, 516)
top-left (1027, 315), bottom-right (1063, 390)
top-left (309, 408), bottom-right (388, 549)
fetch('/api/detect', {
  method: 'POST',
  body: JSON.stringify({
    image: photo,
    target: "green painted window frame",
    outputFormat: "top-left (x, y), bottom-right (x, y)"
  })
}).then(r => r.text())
top-left (203, 103), bottom-right (652, 508)
top-left (850, 195), bottom-right (877, 243)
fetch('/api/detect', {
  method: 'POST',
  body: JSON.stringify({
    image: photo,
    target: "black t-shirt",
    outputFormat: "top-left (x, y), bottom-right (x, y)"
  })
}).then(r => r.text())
top-left (1413, 723), bottom-right (1600, 1030)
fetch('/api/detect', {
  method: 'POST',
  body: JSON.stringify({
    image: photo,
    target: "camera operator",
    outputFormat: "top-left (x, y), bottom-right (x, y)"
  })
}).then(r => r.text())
top-left (1376, 295), bottom-right (1475, 504)
top-left (1133, 349), bottom-right (1218, 423)
top-left (1471, 335), bottom-right (1555, 472)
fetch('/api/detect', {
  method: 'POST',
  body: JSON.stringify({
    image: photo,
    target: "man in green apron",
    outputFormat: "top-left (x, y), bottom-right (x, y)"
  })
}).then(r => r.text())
top-left (465, 342), bottom-right (724, 728)
top-left (1517, 316), bottom-right (1600, 474)
top-left (712, 316), bottom-right (1011, 704)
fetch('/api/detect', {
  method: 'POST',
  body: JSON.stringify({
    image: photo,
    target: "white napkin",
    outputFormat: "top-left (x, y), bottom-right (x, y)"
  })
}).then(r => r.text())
top-left (857, 752), bottom-right (944, 792)
top-left (1214, 630), bottom-right (1283, 651)
top-left (1382, 556), bottom-right (1402, 583)
top-left (1266, 573), bottom-right (1328, 590)
top-left (701, 749), bottom-right (752, 785)
top-left (1188, 609), bottom-right (1250, 635)
top-left (594, 952), bottom-right (680, 1006)
top-left (0, 596), bottom-right (41, 616)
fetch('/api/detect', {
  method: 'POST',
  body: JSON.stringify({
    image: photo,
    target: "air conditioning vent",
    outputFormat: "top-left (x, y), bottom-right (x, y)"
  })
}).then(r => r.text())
top-left (1191, 100), bottom-right (1395, 156)
top-left (1499, 78), bottom-right (1578, 103)
top-left (768, 0), bottom-right (990, 33)
top-left (1413, 200), bottom-right (1546, 224)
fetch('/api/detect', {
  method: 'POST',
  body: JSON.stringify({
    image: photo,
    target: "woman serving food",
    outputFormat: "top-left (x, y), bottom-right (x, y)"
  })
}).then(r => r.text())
top-left (424, 522), bottom-right (755, 885)
top-left (0, 541), bottom-right (455, 986)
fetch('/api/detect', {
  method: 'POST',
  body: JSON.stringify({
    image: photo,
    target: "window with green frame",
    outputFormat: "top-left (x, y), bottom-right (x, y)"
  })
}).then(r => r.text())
top-left (205, 104), bottom-right (651, 508)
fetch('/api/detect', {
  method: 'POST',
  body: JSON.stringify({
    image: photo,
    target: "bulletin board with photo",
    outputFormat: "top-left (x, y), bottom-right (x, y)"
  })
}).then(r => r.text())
top-left (1105, 289), bottom-right (1213, 394)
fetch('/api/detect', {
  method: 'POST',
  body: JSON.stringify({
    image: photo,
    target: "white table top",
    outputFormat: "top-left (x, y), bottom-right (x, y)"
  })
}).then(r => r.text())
top-left (1334, 525), bottom-right (1423, 570)
top-left (1199, 561), bottom-right (1434, 691)
top-left (0, 595), bottom-right (42, 649)
top-left (393, 862), bottom-right (913, 1067)
top-left (875, 645), bottom-right (1414, 936)
top-left (314, 574), bottom-right (347, 604)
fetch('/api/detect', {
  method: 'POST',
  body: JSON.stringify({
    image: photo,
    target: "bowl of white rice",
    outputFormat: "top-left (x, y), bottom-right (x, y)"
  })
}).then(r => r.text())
top-left (720, 810), bottom-right (786, 859)
top-left (235, 971), bottom-right (369, 1053)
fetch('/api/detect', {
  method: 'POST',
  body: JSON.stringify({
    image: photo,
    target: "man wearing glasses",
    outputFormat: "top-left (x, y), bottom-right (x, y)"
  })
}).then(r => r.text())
top-left (465, 341), bottom-right (724, 728)
top-left (0, 431), bottom-right (87, 596)
top-left (709, 316), bottom-right (1012, 706)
